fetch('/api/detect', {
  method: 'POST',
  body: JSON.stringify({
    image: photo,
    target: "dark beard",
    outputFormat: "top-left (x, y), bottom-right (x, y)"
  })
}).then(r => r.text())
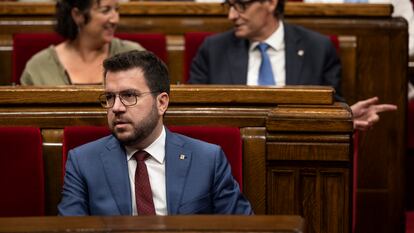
top-left (112, 103), bottom-right (159, 147)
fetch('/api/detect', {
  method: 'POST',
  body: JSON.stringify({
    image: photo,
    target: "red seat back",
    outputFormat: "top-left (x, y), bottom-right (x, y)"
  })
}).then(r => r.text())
top-left (183, 32), bottom-right (214, 83)
top-left (12, 33), bottom-right (168, 85)
top-left (12, 33), bottom-right (64, 84)
top-left (62, 126), bottom-right (111, 177)
top-left (0, 126), bottom-right (44, 216)
top-left (62, 125), bottom-right (243, 189)
top-left (168, 125), bottom-right (243, 189)
top-left (115, 33), bottom-right (168, 64)
top-left (408, 99), bottom-right (414, 149)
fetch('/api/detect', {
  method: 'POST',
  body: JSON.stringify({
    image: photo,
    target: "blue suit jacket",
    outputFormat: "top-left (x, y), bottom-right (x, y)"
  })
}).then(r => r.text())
top-left (58, 129), bottom-right (253, 215)
top-left (189, 23), bottom-right (343, 101)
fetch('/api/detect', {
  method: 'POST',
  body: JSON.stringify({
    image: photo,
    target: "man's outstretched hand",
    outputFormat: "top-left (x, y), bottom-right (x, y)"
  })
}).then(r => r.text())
top-left (350, 96), bottom-right (397, 131)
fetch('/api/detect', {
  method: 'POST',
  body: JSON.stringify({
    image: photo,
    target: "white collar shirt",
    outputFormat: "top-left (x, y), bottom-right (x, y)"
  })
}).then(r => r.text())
top-left (247, 22), bottom-right (286, 86)
top-left (126, 126), bottom-right (167, 216)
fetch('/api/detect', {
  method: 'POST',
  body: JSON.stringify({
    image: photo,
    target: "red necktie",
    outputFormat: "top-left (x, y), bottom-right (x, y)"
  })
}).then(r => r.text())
top-left (133, 150), bottom-right (156, 215)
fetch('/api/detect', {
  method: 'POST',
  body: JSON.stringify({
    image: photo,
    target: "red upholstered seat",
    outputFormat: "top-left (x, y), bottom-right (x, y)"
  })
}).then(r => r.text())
top-left (0, 127), bottom-right (44, 216)
top-left (62, 125), bottom-right (243, 189)
top-left (116, 33), bottom-right (168, 63)
top-left (407, 211), bottom-right (414, 233)
top-left (183, 32), bottom-right (214, 83)
top-left (12, 33), bottom-right (168, 84)
top-left (406, 99), bottom-right (414, 225)
top-left (168, 125), bottom-right (243, 189)
top-left (62, 126), bottom-right (111, 177)
top-left (408, 99), bottom-right (414, 149)
top-left (12, 33), bottom-right (64, 85)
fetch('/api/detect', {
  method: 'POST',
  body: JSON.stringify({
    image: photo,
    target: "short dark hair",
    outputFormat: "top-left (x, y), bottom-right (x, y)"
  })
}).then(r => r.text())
top-left (55, 0), bottom-right (96, 40)
top-left (103, 50), bottom-right (170, 95)
top-left (274, 0), bottom-right (285, 19)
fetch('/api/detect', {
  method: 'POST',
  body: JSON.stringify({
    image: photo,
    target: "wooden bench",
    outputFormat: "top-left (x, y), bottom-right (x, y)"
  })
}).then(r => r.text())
top-left (0, 85), bottom-right (352, 233)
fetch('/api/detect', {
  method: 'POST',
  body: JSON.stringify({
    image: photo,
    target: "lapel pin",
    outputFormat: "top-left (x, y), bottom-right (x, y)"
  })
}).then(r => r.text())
top-left (297, 50), bottom-right (304, 56)
top-left (179, 154), bottom-right (186, 160)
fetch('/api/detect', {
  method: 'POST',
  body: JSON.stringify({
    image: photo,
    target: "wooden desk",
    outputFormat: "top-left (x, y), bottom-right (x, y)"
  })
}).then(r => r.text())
top-left (0, 215), bottom-right (304, 233)
top-left (0, 3), bottom-right (407, 232)
top-left (0, 85), bottom-right (352, 233)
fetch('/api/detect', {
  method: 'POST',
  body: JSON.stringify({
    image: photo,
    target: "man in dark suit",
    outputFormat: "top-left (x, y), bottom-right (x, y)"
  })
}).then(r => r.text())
top-left (189, 0), bottom-right (396, 131)
top-left (58, 50), bottom-right (253, 216)
top-left (189, 14), bottom-right (341, 99)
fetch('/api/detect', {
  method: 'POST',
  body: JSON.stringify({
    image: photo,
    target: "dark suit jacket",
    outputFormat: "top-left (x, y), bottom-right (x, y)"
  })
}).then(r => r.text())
top-left (58, 129), bottom-right (253, 216)
top-left (189, 23), bottom-right (343, 101)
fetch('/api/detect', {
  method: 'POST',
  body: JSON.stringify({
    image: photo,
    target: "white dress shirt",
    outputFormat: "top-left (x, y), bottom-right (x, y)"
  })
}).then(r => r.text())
top-left (126, 126), bottom-right (167, 215)
top-left (247, 22), bottom-right (286, 86)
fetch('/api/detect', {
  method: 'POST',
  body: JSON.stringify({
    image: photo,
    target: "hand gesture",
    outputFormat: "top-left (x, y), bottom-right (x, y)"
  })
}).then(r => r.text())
top-left (350, 96), bottom-right (397, 131)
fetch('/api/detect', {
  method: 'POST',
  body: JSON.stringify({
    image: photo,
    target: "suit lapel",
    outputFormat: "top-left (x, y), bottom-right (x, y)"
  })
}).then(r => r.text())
top-left (164, 130), bottom-right (192, 214)
top-left (101, 136), bottom-right (132, 215)
top-left (285, 23), bottom-right (305, 85)
top-left (227, 33), bottom-right (249, 84)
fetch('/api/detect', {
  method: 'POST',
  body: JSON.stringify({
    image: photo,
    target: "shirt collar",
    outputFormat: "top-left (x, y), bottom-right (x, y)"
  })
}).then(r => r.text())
top-left (126, 126), bottom-right (166, 164)
top-left (249, 21), bottom-right (285, 52)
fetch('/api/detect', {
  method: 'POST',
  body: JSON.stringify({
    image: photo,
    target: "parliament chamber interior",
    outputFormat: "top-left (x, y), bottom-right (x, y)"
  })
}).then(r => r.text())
top-left (0, 1), bottom-right (412, 233)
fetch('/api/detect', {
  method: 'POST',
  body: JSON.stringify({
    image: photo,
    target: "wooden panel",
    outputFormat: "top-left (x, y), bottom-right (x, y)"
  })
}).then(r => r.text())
top-left (268, 167), bottom-right (350, 233)
top-left (266, 104), bottom-right (353, 133)
top-left (320, 169), bottom-right (350, 233)
top-left (0, 215), bottom-right (304, 233)
top-left (268, 142), bottom-right (350, 161)
top-left (267, 168), bottom-right (296, 214)
top-left (300, 169), bottom-right (319, 233)
top-left (240, 127), bottom-right (267, 214)
top-left (0, 85), bottom-right (334, 105)
top-left (0, 2), bottom-right (392, 16)
top-left (41, 129), bottom-right (63, 216)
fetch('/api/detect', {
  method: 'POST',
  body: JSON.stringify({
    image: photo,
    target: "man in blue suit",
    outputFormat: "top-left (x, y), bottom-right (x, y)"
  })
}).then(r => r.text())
top-left (189, 0), bottom-right (397, 131)
top-left (58, 50), bottom-right (253, 216)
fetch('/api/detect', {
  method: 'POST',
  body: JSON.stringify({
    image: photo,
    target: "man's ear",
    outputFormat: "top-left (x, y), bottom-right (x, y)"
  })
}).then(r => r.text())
top-left (71, 7), bottom-right (85, 27)
top-left (157, 92), bottom-right (169, 116)
top-left (269, 0), bottom-right (278, 13)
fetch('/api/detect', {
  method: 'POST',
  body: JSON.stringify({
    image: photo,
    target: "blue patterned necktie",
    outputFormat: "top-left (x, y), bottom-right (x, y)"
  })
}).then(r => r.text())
top-left (257, 43), bottom-right (275, 85)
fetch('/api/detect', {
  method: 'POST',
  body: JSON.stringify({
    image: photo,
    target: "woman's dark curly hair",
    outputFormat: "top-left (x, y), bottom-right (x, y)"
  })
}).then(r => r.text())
top-left (55, 0), bottom-right (99, 40)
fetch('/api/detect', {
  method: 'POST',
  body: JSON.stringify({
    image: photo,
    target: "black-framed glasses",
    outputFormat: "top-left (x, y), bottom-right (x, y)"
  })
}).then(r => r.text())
top-left (222, 0), bottom-right (263, 13)
top-left (99, 90), bottom-right (158, 108)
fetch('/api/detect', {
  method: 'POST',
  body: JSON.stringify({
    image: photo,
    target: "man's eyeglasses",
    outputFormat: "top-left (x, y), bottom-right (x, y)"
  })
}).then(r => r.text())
top-left (222, 0), bottom-right (263, 13)
top-left (99, 90), bottom-right (157, 108)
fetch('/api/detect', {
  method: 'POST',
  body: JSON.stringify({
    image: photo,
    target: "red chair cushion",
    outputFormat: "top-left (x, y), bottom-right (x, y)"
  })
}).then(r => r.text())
top-left (329, 35), bottom-right (340, 53)
top-left (183, 32), bottom-right (214, 83)
top-left (12, 33), bottom-right (168, 84)
top-left (115, 33), bottom-right (168, 63)
top-left (62, 126), bottom-right (111, 177)
top-left (0, 126), bottom-right (44, 216)
top-left (408, 99), bottom-right (414, 149)
top-left (407, 211), bottom-right (414, 233)
top-left (168, 125), bottom-right (243, 189)
top-left (12, 33), bottom-right (64, 84)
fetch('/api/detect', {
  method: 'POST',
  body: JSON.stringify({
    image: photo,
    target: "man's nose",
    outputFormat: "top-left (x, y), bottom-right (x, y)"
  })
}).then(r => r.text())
top-left (228, 7), bottom-right (239, 20)
top-left (111, 96), bottom-right (126, 113)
